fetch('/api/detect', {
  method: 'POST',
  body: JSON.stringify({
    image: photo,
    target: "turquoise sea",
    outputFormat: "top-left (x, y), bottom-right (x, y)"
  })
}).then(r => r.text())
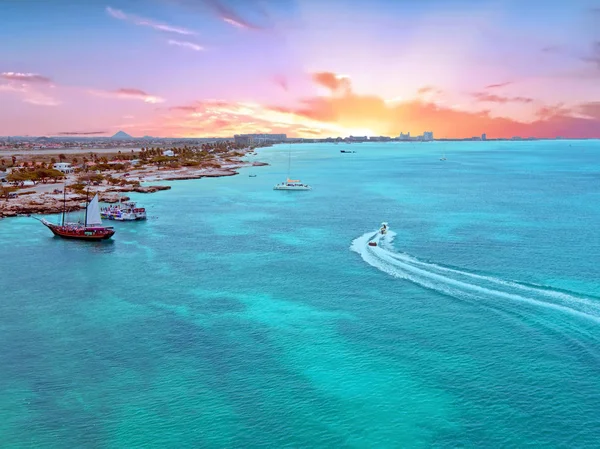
top-left (1, 141), bottom-right (600, 447)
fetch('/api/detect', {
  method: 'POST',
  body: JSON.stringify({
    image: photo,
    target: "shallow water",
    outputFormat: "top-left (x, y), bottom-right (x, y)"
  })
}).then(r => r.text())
top-left (1, 140), bottom-right (599, 447)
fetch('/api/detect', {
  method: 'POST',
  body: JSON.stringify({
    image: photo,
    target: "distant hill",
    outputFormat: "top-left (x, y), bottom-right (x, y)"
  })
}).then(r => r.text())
top-left (142, 135), bottom-right (153, 139)
top-left (111, 130), bottom-right (133, 139)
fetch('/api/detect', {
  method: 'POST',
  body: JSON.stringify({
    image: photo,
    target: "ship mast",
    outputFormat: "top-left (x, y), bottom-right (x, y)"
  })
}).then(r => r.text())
top-left (84, 185), bottom-right (89, 226)
top-left (61, 184), bottom-right (66, 226)
top-left (287, 144), bottom-right (291, 179)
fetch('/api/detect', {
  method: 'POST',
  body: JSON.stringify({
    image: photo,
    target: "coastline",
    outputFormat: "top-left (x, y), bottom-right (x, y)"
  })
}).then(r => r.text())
top-left (0, 158), bottom-right (270, 218)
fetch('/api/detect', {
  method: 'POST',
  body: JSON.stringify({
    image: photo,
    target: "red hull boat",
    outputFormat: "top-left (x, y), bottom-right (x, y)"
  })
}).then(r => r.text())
top-left (42, 220), bottom-right (115, 240)
top-left (38, 188), bottom-right (115, 241)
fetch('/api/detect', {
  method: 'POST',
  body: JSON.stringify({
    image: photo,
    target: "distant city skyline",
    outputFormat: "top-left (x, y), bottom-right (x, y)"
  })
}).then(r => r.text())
top-left (1, 0), bottom-right (599, 138)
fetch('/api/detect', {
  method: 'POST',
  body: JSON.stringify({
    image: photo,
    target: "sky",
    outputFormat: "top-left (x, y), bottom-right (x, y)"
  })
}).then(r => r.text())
top-left (0, 0), bottom-right (599, 138)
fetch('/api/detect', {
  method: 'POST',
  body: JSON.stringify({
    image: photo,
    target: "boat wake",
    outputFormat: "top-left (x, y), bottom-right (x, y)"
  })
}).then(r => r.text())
top-left (351, 230), bottom-right (600, 326)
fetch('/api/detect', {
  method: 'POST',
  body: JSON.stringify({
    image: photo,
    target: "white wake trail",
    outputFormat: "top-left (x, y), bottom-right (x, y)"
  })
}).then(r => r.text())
top-left (350, 231), bottom-right (600, 325)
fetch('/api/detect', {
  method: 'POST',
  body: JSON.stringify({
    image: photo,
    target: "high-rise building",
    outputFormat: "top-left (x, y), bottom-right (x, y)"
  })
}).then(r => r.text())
top-left (399, 132), bottom-right (410, 140)
top-left (423, 131), bottom-right (434, 141)
top-left (482, 133), bottom-right (487, 140)
top-left (234, 133), bottom-right (287, 145)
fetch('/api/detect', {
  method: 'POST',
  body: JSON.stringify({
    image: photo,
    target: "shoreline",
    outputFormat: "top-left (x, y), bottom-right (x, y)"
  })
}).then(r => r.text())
top-left (0, 159), bottom-right (270, 218)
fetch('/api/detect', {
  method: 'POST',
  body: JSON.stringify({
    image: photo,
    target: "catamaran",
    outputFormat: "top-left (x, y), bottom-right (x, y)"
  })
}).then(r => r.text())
top-left (274, 147), bottom-right (311, 191)
top-left (39, 188), bottom-right (115, 240)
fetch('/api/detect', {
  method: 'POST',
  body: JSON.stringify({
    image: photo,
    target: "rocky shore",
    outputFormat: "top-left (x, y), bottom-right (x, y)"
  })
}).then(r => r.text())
top-left (0, 152), bottom-right (269, 218)
top-left (0, 157), bottom-right (270, 219)
top-left (0, 186), bottom-right (171, 218)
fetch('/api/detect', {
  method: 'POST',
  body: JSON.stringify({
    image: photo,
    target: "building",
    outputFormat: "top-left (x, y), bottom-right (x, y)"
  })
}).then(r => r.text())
top-left (398, 132), bottom-right (411, 140)
top-left (482, 133), bottom-right (487, 140)
top-left (52, 162), bottom-right (74, 174)
top-left (423, 131), bottom-right (434, 141)
top-left (163, 149), bottom-right (175, 157)
top-left (234, 134), bottom-right (287, 145)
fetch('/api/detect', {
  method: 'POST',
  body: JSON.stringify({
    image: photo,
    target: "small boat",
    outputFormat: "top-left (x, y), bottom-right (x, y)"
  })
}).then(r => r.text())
top-left (249, 174), bottom-right (257, 177)
top-left (274, 147), bottom-right (311, 191)
top-left (368, 241), bottom-right (377, 247)
top-left (440, 154), bottom-right (447, 161)
top-left (273, 179), bottom-right (312, 191)
top-left (340, 150), bottom-right (356, 153)
top-left (101, 197), bottom-right (147, 221)
top-left (40, 189), bottom-right (115, 240)
top-left (380, 222), bottom-right (388, 235)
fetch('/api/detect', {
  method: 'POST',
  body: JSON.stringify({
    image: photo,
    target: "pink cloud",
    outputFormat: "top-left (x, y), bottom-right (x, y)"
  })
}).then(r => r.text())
top-left (56, 131), bottom-right (107, 135)
top-left (472, 92), bottom-right (534, 104)
top-left (203, 0), bottom-right (262, 30)
top-left (167, 39), bottom-right (204, 51)
top-left (106, 6), bottom-right (196, 36)
top-left (89, 87), bottom-right (165, 103)
top-left (0, 71), bottom-right (59, 106)
top-left (1, 72), bottom-right (52, 84)
top-left (485, 81), bottom-right (513, 89)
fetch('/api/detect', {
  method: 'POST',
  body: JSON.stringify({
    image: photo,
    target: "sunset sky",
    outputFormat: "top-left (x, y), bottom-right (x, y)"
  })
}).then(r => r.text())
top-left (1, 0), bottom-right (599, 138)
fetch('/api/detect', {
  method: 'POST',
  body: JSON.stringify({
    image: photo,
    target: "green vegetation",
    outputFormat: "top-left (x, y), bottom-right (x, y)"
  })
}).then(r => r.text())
top-left (77, 173), bottom-right (105, 184)
top-left (6, 168), bottom-right (65, 186)
top-left (0, 185), bottom-right (18, 200)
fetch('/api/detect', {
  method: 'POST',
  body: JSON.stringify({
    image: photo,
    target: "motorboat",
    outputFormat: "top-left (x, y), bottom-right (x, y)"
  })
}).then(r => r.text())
top-left (368, 241), bottom-right (377, 247)
top-left (101, 198), bottom-right (147, 221)
top-left (380, 222), bottom-right (388, 235)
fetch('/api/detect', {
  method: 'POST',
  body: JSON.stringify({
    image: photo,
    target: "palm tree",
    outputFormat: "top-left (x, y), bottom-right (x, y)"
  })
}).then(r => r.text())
top-left (72, 157), bottom-right (78, 165)
top-left (58, 153), bottom-right (66, 162)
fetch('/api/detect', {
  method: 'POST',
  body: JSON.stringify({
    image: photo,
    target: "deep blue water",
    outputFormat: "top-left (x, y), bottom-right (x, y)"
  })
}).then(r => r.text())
top-left (1, 141), bottom-right (599, 447)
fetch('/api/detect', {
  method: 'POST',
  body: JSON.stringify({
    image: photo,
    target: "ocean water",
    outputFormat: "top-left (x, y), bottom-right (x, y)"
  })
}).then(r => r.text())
top-left (1, 140), bottom-right (599, 447)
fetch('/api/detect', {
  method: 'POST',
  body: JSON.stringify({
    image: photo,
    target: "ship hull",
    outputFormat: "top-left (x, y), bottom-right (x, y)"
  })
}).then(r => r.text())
top-left (43, 221), bottom-right (115, 240)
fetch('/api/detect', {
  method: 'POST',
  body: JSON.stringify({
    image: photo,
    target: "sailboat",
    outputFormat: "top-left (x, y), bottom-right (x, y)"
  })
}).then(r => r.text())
top-left (273, 147), bottom-right (311, 191)
top-left (40, 188), bottom-right (115, 240)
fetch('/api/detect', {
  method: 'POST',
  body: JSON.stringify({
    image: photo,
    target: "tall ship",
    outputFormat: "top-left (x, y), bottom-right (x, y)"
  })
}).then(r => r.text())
top-left (40, 189), bottom-right (115, 240)
top-left (101, 198), bottom-right (147, 221)
top-left (274, 147), bottom-right (311, 191)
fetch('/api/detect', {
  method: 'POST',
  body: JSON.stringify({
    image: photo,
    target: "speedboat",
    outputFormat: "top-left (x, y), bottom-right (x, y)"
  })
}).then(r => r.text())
top-left (249, 174), bottom-right (257, 177)
top-left (380, 222), bottom-right (388, 235)
top-left (368, 241), bottom-right (377, 247)
top-left (273, 179), bottom-right (312, 191)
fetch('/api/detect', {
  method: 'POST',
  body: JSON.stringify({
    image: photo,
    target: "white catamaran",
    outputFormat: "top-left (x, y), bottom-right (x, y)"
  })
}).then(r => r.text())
top-left (273, 147), bottom-right (311, 191)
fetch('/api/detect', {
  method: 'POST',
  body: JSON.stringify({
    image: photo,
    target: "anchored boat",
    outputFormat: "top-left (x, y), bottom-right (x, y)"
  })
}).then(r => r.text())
top-left (40, 188), bottom-right (115, 240)
top-left (274, 146), bottom-right (311, 191)
top-left (101, 197), bottom-right (147, 221)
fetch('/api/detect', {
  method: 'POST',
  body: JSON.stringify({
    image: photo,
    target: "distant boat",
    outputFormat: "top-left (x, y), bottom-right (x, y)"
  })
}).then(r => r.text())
top-left (249, 174), bottom-right (257, 177)
top-left (274, 147), bottom-right (311, 191)
top-left (440, 154), bottom-right (447, 161)
top-left (340, 150), bottom-right (356, 153)
top-left (39, 188), bottom-right (115, 240)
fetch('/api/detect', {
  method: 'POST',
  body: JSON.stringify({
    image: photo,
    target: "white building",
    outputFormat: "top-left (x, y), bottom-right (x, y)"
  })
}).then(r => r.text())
top-left (53, 162), bottom-right (74, 174)
top-left (423, 131), bottom-right (434, 141)
top-left (163, 150), bottom-right (175, 157)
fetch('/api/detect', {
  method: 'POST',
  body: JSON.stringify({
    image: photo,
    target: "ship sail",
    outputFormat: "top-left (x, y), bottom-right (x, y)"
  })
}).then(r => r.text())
top-left (85, 194), bottom-right (102, 226)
